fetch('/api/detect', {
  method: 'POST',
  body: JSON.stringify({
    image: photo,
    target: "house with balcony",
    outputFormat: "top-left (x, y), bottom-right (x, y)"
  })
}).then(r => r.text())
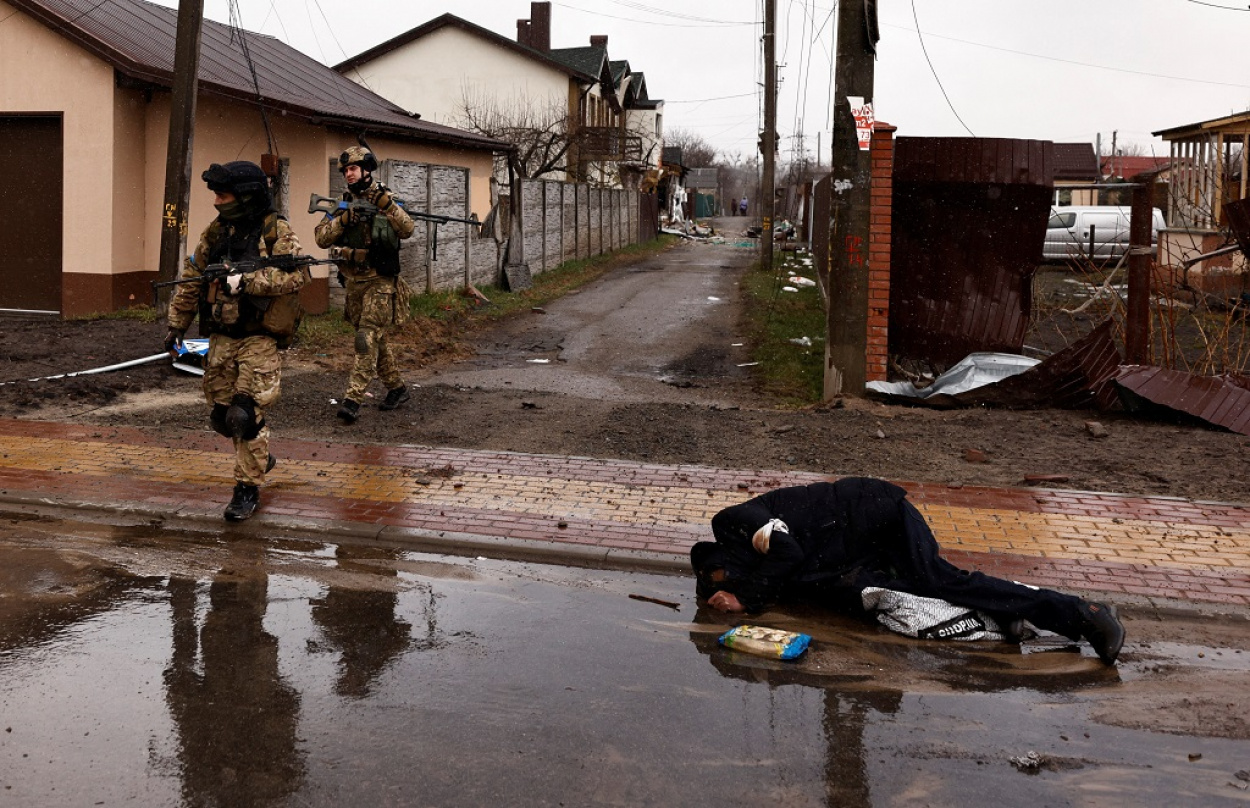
top-left (1152, 111), bottom-right (1250, 296)
top-left (334, 1), bottom-right (663, 189)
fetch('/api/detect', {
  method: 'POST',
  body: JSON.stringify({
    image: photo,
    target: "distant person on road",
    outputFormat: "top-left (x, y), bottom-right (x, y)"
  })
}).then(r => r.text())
top-left (314, 145), bottom-right (416, 425)
top-left (738, 197), bottom-right (748, 216)
top-left (164, 161), bottom-right (309, 522)
top-left (691, 478), bottom-right (1126, 665)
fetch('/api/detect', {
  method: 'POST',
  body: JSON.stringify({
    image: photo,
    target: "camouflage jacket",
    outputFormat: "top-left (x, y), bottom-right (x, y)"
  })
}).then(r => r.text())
top-left (167, 213), bottom-right (308, 339)
top-left (313, 177), bottom-right (415, 280)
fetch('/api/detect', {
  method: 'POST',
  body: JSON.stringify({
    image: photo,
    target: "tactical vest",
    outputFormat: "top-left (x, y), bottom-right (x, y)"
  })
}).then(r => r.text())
top-left (200, 213), bottom-right (304, 345)
top-left (339, 192), bottom-right (402, 277)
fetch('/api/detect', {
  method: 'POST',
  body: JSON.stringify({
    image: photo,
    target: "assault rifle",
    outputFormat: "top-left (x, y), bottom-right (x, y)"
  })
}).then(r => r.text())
top-left (308, 193), bottom-right (482, 261)
top-left (150, 254), bottom-right (339, 306)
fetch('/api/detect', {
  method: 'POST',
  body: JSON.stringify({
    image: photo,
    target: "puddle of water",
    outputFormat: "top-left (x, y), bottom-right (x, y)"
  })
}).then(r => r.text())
top-left (0, 520), bottom-right (1248, 806)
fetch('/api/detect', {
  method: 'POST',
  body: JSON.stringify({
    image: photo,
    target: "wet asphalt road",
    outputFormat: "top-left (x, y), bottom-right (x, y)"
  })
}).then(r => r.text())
top-left (1, 511), bottom-right (1249, 807)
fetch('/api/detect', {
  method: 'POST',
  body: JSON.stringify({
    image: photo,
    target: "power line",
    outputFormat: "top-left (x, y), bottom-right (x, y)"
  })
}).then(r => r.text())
top-left (602, 0), bottom-right (755, 24)
top-left (1184, 0), bottom-right (1250, 10)
top-left (228, 0), bottom-right (278, 156)
top-left (552, 1), bottom-right (753, 27)
top-left (667, 92), bottom-right (758, 103)
top-left (884, 20), bottom-right (1250, 90)
top-left (911, 0), bottom-right (975, 136)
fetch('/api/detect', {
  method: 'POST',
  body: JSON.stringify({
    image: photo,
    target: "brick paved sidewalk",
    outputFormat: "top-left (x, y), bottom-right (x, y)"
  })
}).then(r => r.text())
top-left (1, 419), bottom-right (1248, 607)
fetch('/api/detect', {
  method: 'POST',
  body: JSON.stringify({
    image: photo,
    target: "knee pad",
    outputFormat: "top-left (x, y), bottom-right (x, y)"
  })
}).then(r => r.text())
top-left (209, 403), bottom-right (232, 438)
top-left (225, 394), bottom-right (259, 440)
top-left (355, 330), bottom-right (372, 354)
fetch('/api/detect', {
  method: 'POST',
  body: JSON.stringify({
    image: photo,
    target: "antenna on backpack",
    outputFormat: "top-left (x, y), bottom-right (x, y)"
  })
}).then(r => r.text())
top-left (357, 132), bottom-right (373, 151)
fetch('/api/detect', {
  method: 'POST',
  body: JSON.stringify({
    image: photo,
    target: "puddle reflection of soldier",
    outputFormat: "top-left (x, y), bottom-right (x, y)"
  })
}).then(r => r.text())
top-left (693, 478), bottom-right (1126, 665)
top-left (689, 618), bottom-right (901, 805)
top-left (310, 546), bottom-right (413, 698)
top-left (165, 573), bottom-right (303, 805)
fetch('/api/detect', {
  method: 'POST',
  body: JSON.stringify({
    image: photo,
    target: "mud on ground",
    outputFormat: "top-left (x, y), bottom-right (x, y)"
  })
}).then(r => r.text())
top-left (2, 265), bottom-right (1249, 504)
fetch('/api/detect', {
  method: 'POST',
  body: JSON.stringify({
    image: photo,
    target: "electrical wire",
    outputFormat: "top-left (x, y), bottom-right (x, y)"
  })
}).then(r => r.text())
top-left (911, 0), bottom-right (975, 137)
top-left (227, 0), bottom-right (278, 156)
top-left (883, 21), bottom-right (1250, 90)
top-left (551, 1), bottom-right (753, 27)
top-left (1184, 0), bottom-right (1250, 10)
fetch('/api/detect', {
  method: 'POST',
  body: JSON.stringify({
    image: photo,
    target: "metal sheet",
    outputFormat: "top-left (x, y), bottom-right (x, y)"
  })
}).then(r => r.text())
top-left (867, 319), bottom-right (1122, 410)
top-left (888, 137), bottom-right (1055, 366)
top-left (1114, 365), bottom-right (1250, 435)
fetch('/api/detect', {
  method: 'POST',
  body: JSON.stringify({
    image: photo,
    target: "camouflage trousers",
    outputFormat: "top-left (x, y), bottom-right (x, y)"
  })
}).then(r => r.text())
top-left (343, 275), bottom-right (410, 403)
top-left (203, 333), bottom-right (282, 486)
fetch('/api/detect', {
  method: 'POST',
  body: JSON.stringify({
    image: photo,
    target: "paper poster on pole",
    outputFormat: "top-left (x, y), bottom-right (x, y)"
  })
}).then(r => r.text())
top-left (848, 96), bottom-right (875, 151)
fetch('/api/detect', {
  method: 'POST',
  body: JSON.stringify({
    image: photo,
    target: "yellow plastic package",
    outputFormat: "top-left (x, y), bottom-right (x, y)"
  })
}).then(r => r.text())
top-left (718, 625), bottom-right (811, 660)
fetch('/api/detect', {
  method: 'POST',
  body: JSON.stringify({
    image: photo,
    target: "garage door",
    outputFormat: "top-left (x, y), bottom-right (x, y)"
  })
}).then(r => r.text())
top-left (0, 115), bottom-right (63, 312)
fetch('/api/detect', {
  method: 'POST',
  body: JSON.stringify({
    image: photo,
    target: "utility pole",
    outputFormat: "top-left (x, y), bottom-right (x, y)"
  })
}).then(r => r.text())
top-left (824, 0), bottom-right (877, 398)
top-left (156, 0), bottom-right (205, 296)
top-left (760, 0), bottom-right (777, 270)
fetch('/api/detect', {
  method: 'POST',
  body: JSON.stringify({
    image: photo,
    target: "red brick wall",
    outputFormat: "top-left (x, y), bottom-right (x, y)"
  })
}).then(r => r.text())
top-left (867, 123), bottom-right (896, 382)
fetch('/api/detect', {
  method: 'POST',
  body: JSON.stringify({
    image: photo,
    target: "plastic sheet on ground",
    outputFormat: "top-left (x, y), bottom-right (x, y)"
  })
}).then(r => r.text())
top-left (171, 339), bottom-right (209, 376)
top-left (867, 353), bottom-right (1040, 399)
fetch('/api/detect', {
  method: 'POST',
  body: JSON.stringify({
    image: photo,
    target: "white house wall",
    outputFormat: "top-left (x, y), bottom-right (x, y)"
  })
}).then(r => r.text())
top-left (341, 27), bottom-right (571, 129)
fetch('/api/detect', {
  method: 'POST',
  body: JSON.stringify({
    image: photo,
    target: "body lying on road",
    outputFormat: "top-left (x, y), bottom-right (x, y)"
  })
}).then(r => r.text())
top-left (691, 477), bottom-right (1126, 665)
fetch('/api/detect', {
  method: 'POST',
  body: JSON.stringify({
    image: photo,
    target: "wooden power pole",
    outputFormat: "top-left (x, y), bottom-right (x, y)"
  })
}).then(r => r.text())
top-left (156, 0), bottom-right (205, 295)
top-left (824, 0), bottom-right (878, 398)
top-left (760, 0), bottom-right (777, 270)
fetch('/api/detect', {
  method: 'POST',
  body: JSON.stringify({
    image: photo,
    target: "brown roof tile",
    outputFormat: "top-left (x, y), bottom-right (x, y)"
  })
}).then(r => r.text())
top-left (9, 0), bottom-right (508, 151)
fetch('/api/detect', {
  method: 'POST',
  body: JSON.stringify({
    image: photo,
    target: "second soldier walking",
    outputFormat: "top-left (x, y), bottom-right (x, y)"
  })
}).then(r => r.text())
top-left (314, 145), bottom-right (416, 424)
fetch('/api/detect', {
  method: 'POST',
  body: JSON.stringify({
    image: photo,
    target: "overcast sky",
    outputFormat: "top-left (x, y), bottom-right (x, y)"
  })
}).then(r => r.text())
top-left (157, 0), bottom-right (1250, 164)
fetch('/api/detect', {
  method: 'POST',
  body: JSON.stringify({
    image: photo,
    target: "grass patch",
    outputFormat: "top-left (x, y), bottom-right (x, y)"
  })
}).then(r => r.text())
top-left (410, 234), bottom-right (679, 324)
top-left (739, 252), bottom-right (825, 406)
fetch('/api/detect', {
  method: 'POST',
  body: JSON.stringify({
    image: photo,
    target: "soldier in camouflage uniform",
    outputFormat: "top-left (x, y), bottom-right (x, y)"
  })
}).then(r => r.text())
top-left (314, 145), bottom-right (416, 424)
top-left (165, 161), bottom-right (309, 522)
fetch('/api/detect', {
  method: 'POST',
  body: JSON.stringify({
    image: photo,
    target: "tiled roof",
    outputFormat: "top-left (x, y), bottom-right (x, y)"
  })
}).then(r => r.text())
top-left (335, 13), bottom-right (596, 84)
top-left (1053, 142), bottom-right (1099, 182)
top-left (9, 0), bottom-right (508, 151)
top-left (1101, 155), bottom-right (1171, 180)
top-left (548, 46), bottom-right (607, 80)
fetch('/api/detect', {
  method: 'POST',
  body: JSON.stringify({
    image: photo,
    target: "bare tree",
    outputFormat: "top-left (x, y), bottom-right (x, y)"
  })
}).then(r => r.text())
top-left (453, 85), bottom-right (577, 181)
top-left (665, 127), bottom-right (718, 168)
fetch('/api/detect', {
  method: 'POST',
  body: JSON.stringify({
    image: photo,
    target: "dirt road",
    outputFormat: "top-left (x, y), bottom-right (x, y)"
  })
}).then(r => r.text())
top-left (2, 229), bottom-right (1248, 503)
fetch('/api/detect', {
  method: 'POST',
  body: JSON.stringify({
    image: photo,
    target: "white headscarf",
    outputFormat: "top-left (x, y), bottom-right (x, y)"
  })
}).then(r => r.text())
top-left (751, 518), bottom-right (789, 554)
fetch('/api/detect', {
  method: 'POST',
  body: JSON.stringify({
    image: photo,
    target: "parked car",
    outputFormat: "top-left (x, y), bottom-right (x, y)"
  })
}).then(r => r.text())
top-left (1043, 205), bottom-right (1165, 262)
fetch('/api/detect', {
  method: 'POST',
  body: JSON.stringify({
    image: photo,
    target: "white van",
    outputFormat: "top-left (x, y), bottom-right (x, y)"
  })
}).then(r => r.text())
top-left (1043, 206), bottom-right (1165, 262)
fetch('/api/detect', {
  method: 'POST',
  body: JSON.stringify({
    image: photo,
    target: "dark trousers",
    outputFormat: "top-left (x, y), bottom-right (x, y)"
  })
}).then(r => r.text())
top-left (837, 503), bottom-right (1087, 640)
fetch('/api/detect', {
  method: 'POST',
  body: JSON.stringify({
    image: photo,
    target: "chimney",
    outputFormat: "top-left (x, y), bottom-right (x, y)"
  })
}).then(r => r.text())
top-left (517, 19), bottom-right (531, 48)
top-left (590, 34), bottom-right (608, 48)
top-left (530, 2), bottom-right (551, 52)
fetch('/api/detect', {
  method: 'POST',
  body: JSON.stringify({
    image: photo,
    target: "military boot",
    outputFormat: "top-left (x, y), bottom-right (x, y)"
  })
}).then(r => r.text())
top-left (336, 399), bottom-right (361, 424)
top-left (379, 385), bottom-right (411, 411)
top-left (224, 482), bottom-right (260, 522)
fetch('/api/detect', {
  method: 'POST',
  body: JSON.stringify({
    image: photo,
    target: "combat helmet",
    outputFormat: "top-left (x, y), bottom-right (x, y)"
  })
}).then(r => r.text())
top-left (201, 161), bottom-right (272, 220)
top-left (338, 145), bottom-right (378, 173)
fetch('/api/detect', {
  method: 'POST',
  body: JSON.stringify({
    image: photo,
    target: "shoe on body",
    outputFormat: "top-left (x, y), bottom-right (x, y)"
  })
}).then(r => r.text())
top-left (1079, 601), bottom-right (1125, 665)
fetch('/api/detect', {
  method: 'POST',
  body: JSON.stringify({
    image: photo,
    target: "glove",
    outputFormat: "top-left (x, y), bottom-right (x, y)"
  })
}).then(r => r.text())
top-left (164, 327), bottom-right (184, 355)
top-left (223, 272), bottom-right (247, 296)
top-left (336, 271), bottom-right (346, 288)
top-left (337, 206), bottom-right (359, 227)
top-left (369, 187), bottom-right (394, 211)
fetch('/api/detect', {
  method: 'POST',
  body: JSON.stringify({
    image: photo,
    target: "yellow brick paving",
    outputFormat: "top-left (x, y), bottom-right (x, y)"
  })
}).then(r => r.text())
top-left (3, 436), bottom-right (1250, 574)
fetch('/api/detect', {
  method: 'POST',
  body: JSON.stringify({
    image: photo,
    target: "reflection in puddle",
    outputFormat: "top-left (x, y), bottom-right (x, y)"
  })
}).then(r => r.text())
top-left (0, 514), bottom-right (1247, 806)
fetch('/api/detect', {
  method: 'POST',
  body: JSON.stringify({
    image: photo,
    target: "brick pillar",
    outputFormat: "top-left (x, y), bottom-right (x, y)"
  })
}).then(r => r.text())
top-left (867, 123), bottom-right (896, 383)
